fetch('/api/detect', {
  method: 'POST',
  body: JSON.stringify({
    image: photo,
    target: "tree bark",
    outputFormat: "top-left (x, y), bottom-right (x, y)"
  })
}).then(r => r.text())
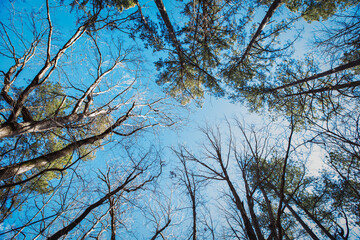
top-left (109, 197), bottom-right (116, 240)
top-left (191, 191), bottom-right (197, 240)
top-left (154, 0), bottom-right (183, 61)
top-left (266, 58), bottom-right (360, 93)
top-left (0, 110), bottom-right (108, 139)
top-left (0, 104), bottom-right (134, 181)
top-left (150, 219), bottom-right (171, 240)
top-left (291, 198), bottom-right (336, 240)
top-left (47, 169), bottom-right (140, 240)
top-left (268, 183), bottom-right (320, 240)
top-left (242, 171), bottom-right (265, 240)
top-left (237, 0), bottom-right (282, 66)
top-left (284, 79), bottom-right (360, 97)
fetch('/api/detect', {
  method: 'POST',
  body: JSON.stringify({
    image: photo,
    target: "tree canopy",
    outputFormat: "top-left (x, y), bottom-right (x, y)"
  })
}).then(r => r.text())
top-left (1, 0), bottom-right (359, 239)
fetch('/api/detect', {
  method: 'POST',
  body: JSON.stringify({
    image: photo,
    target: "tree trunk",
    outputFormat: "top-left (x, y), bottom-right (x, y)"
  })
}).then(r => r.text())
top-left (268, 183), bottom-right (321, 240)
top-left (109, 197), bottom-right (116, 240)
top-left (237, 0), bottom-right (282, 66)
top-left (47, 170), bottom-right (140, 240)
top-left (243, 171), bottom-right (265, 240)
top-left (276, 122), bottom-right (294, 239)
top-left (267, 58), bottom-right (360, 93)
top-left (282, 199), bottom-right (320, 240)
top-left (218, 149), bottom-right (258, 240)
top-left (0, 104), bottom-right (134, 181)
top-left (284, 80), bottom-right (360, 97)
top-left (0, 110), bottom-right (108, 139)
top-left (225, 176), bottom-right (258, 240)
top-left (259, 185), bottom-right (278, 240)
top-left (292, 198), bottom-right (336, 240)
top-left (154, 0), bottom-right (183, 62)
top-left (191, 193), bottom-right (197, 240)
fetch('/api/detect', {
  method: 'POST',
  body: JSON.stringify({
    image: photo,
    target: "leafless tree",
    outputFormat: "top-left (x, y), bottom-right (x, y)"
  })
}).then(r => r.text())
top-left (0, 1), bottom-right (172, 207)
top-left (1, 143), bottom-right (164, 239)
top-left (0, 0), bottom-right (176, 234)
top-left (173, 118), bottom-right (327, 239)
top-left (144, 190), bottom-right (174, 240)
top-left (172, 147), bottom-right (204, 240)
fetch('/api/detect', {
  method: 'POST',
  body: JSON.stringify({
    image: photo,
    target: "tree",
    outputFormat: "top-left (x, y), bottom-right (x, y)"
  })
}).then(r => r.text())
top-left (1, 0), bottom-right (360, 239)
top-left (1, 143), bottom-right (164, 239)
top-left (226, 3), bottom-right (360, 123)
top-left (0, 0), bottom-right (174, 225)
top-left (65, 0), bottom-right (360, 117)
top-left (233, 0), bottom-right (282, 68)
top-left (306, 106), bottom-right (360, 231)
top-left (172, 146), bottom-right (209, 240)
top-left (283, 0), bottom-right (360, 22)
top-left (142, 189), bottom-right (174, 240)
top-left (47, 154), bottom-right (160, 240)
top-left (172, 118), bottom-right (348, 239)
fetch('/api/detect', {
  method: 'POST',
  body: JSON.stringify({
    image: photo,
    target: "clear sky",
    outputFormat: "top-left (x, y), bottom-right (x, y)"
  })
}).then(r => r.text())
top-left (1, 0), bottom-right (356, 238)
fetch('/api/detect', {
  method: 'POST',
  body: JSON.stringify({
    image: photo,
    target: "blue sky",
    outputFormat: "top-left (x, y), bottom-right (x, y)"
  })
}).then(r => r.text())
top-left (2, 0), bottom-right (358, 238)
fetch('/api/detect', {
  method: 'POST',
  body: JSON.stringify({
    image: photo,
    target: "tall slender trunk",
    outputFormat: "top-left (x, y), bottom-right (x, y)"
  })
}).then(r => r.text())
top-left (243, 171), bottom-right (265, 240)
top-left (191, 193), bottom-right (197, 240)
top-left (276, 119), bottom-right (294, 239)
top-left (0, 104), bottom-right (134, 181)
top-left (266, 58), bottom-right (360, 93)
top-left (291, 198), bottom-right (336, 240)
top-left (284, 80), bottom-right (360, 97)
top-left (283, 199), bottom-right (320, 240)
top-left (109, 197), bottom-right (116, 240)
top-left (259, 185), bottom-right (278, 240)
top-left (154, 0), bottom-right (183, 62)
top-left (255, 162), bottom-right (278, 240)
top-left (0, 110), bottom-right (107, 139)
top-left (217, 148), bottom-right (257, 240)
top-left (237, 0), bottom-right (282, 66)
top-left (225, 178), bottom-right (258, 240)
top-left (150, 219), bottom-right (171, 240)
top-left (268, 183), bottom-right (321, 240)
top-left (47, 170), bottom-right (140, 240)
